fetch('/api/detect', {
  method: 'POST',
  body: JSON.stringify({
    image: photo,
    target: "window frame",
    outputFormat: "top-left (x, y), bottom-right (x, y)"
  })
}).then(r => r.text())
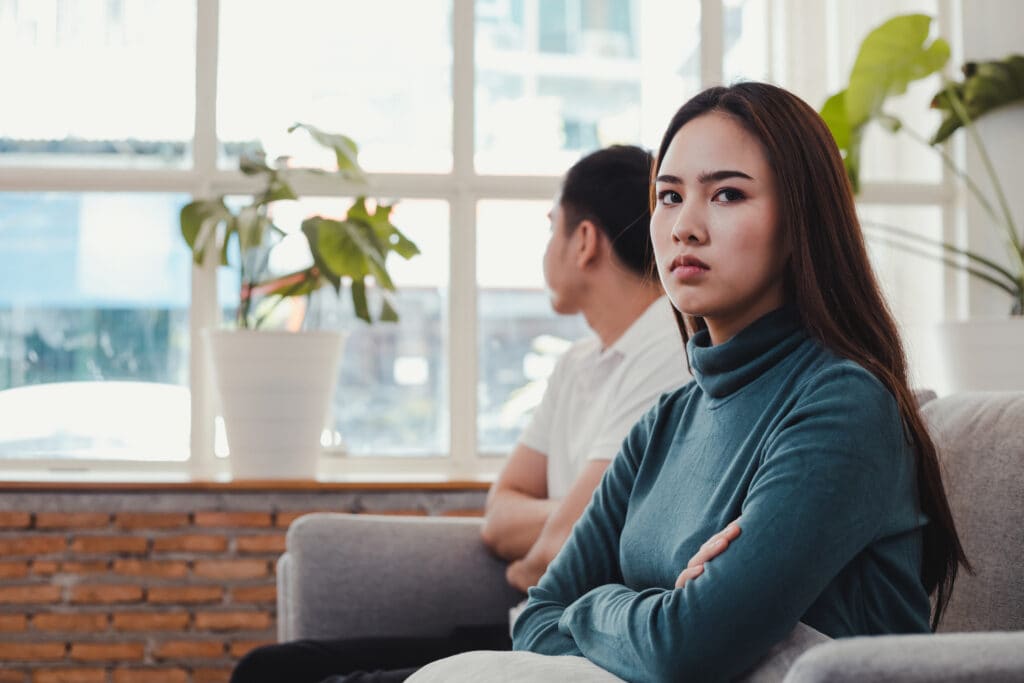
top-left (0, 0), bottom-right (962, 479)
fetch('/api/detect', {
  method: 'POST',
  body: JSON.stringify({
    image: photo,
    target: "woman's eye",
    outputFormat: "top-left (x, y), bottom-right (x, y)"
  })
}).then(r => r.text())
top-left (713, 188), bottom-right (745, 203)
top-left (657, 190), bottom-right (682, 206)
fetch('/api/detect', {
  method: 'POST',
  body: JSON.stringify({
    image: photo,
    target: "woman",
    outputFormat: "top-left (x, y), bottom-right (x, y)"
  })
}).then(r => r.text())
top-left (490, 83), bottom-right (969, 682)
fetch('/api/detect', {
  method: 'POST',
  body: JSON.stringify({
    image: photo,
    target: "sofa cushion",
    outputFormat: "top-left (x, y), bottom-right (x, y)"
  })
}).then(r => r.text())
top-left (922, 391), bottom-right (1024, 631)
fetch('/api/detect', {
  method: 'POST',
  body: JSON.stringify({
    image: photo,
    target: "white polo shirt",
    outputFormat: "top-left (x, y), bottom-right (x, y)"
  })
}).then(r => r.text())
top-left (518, 298), bottom-right (691, 498)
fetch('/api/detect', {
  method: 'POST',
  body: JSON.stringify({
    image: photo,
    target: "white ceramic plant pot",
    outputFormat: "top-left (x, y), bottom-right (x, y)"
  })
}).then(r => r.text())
top-left (205, 329), bottom-right (345, 479)
top-left (935, 318), bottom-right (1024, 393)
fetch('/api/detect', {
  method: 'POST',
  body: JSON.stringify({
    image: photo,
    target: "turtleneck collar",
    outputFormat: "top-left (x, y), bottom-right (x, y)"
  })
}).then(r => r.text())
top-left (688, 305), bottom-right (807, 399)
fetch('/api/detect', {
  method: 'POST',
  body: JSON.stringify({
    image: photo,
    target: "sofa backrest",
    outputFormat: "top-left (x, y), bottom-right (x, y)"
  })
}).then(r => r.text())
top-left (922, 392), bottom-right (1024, 632)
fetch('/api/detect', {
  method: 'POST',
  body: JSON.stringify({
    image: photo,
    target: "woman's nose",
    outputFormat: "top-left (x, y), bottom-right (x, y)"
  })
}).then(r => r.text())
top-left (670, 208), bottom-right (707, 245)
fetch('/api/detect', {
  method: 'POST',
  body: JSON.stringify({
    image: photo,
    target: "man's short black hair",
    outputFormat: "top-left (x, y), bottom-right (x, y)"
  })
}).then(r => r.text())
top-left (559, 144), bottom-right (655, 279)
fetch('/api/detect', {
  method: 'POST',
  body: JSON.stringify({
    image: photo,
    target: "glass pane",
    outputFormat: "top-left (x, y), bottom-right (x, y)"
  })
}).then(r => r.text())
top-left (859, 204), bottom-right (946, 387)
top-left (831, 0), bottom-right (943, 184)
top-left (475, 0), bottom-right (701, 175)
top-left (0, 192), bottom-right (191, 460)
top-left (217, 199), bottom-right (449, 457)
top-left (218, 0), bottom-right (453, 173)
top-left (0, 0), bottom-right (195, 169)
top-left (477, 200), bottom-right (588, 453)
top-left (723, 0), bottom-right (770, 84)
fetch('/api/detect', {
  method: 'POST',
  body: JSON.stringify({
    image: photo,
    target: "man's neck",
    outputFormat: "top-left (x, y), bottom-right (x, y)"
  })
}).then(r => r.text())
top-left (581, 280), bottom-right (663, 350)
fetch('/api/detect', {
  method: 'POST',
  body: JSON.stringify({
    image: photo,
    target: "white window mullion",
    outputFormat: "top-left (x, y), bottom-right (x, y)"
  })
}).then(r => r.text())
top-left (189, 0), bottom-right (223, 478)
top-left (449, 0), bottom-right (479, 476)
top-left (700, 0), bottom-right (724, 87)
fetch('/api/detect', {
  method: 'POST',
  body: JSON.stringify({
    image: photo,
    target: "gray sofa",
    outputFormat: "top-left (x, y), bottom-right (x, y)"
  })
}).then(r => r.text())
top-left (277, 392), bottom-right (1024, 681)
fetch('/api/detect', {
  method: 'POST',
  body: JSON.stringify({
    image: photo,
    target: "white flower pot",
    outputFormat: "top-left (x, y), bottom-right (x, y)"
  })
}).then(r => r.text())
top-left (935, 318), bottom-right (1024, 393)
top-left (204, 329), bottom-right (345, 479)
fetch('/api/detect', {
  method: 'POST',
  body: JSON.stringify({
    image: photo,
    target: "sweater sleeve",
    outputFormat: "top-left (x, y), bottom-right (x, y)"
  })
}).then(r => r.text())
top-left (550, 368), bottom-right (913, 682)
top-left (510, 403), bottom-right (652, 657)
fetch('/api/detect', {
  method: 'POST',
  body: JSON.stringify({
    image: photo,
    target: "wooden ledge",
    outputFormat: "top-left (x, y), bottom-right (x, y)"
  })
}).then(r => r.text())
top-left (0, 478), bottom-right (492, 493)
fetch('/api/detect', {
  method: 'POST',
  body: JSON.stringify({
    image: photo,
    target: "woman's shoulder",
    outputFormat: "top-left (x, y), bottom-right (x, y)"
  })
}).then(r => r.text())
top-left (785, 345), bottom-right (904, 435)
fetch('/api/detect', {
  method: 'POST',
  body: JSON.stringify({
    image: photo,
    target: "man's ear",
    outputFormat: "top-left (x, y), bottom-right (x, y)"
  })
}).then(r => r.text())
top-left (575, 220), bottom-right (602, 269)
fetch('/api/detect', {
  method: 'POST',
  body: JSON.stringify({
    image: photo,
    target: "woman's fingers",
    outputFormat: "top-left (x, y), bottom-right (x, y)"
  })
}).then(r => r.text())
top-left (674, 564), bottom-right (704, 588)
top-left (675, 519), bottom-right (742, 588)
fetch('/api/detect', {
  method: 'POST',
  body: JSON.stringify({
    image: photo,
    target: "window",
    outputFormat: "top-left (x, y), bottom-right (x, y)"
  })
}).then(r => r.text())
top-left (0, 0), bottom-right (963, 476)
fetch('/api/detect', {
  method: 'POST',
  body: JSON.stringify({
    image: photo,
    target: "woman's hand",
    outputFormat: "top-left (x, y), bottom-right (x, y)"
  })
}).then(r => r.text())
top-left (675, 519), bottom-right (742, 588)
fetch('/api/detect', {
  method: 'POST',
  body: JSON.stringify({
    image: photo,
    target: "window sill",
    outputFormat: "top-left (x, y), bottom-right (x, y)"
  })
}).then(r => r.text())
top-left (0, 471), bottom-right (492, 492)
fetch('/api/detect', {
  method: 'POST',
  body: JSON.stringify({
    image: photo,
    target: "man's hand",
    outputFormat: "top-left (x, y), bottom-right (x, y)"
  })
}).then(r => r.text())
top-left (675, 519), bottom-right (741, 588)
top-left (506, 555), bottom-right (546, 593)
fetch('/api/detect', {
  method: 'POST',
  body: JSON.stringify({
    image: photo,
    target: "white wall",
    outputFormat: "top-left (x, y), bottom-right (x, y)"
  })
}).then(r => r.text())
top-left (960, 0), bottom-right (1024, 318)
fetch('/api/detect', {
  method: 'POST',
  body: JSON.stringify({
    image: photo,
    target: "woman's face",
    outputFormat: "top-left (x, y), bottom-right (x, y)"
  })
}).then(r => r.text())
top-left (651, 112), bottom-right (789, 344)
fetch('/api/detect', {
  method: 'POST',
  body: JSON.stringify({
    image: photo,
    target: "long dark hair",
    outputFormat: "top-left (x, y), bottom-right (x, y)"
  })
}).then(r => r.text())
top-left (653, 82), bottom-right (969, 629)
top-left (560, 144), bottom-right (655, 278)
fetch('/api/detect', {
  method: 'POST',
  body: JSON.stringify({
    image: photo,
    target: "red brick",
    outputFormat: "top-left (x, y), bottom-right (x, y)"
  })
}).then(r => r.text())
top-left (147, 586), bottom-right (223, 605)
top-left (0, 585), bottom-right (63, 604)
top-left (31, 561), bottom-right (60, 577)
top-left (360, 509), bottom-right (427, 516)
top-left (194, 512), bottom-right (272, 528)
top-left (274, 510), bottom-right (324, 527)
top-left (0, 537), bottom-right (66, 556)
top-left (111, 670), bottom-right (187, 683)
top-left (0, 561), bottom-right (29, 579)
top-left (191, 670), bottom-right (231, 683)
top-left (59, 562), bottom-right (110, 575)
top-left (33, 613), bottom-right (109, 632)
top-left (69, 536), bottom-right (147, 554)
top-left (231, 585), bottom-right (277, 604)
top-left (0, 511), bottom-right (31, 528)
top-left (193, 559), bottom-right (269, 580)
top-left (152, 640), bottom-right (224, 659)
top-left (35, 513), bottom-right (110, 529)
top-left (0, 671), bottom-right (23, 683)
top-left (228, 640), bottom-right (274, 657)
top-left (69, 584), bottom-right (143, 605)
top-left (0, 614), bottom-right (28, 632)
top-left (152, 535), bottom-right (227, 553)
top-left (193, 611), bottom-right (271, 631)
top-left (111, 560), bottom-right (188, 578)
top-left (32, 669), bottom-right (106, 683)
top-left (69, 642), bottom-right (144, 662)
top-left (111, 612), bottom-right (189, 632)
top-left (234, 535), bottom-right (286, 554)
top-left (115, 513), bottom-right (190, 530)
top-left (0, 642), bottom-right (66, 661)
top-left (439, 509), bottom-right (484, 517)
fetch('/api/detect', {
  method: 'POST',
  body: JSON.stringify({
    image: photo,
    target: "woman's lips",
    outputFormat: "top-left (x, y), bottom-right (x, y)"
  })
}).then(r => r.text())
top-left (670, 255), bottom-right (710, 281)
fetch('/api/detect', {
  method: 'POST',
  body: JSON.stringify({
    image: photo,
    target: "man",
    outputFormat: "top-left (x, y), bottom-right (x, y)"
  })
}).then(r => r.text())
top-left (481, 144), bottom-right (689, 600)
top-left (231, 145), bottom-right (690, 683)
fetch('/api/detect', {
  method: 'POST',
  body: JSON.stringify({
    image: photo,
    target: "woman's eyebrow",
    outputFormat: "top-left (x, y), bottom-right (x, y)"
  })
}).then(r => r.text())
top-left (655, 170), bottom-right (755, 185)
top-left (698, 169), bottom-right (754, 183)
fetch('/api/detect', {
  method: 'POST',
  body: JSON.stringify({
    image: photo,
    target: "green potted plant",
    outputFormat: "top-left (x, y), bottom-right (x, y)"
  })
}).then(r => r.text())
top-left (180, 124), bottom-right (419, 479)
top-left (820, 13), bottom-right (1024, 391)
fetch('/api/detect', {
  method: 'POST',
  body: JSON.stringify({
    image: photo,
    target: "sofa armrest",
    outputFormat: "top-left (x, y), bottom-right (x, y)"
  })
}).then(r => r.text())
top-left (277, 513), bottom-right (523, 642)
top-left (782, 631), bottom-right (1024, 683)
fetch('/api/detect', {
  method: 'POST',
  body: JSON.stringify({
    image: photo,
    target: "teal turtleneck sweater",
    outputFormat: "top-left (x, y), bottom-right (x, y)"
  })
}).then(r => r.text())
top-left (512, 306), bottom-right (931, 682)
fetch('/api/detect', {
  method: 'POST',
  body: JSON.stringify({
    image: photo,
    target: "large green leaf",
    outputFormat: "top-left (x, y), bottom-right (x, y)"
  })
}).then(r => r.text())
top-left (235, 206), bottom-right (266, 253)
top-left (239, 149), bottom-right (272, 175)
top-left (350, 279), bottom-right (371, 323)
top-left (180, 198), bottom-right (230, 264)
top-left (347, 197), bottom-right (421, 260)
top-left (844, 14), bottom-right (949, 126)
top-left (300, 218), bottom-right (342, 294)
top-left (931, 54), bottom-right (1024, 144)
top-left (820, 14), bottom-right (950, 193)
top-left (288, 122), bottom-right (365, 181)
top-left (304, 216), bottom-right (393, 290)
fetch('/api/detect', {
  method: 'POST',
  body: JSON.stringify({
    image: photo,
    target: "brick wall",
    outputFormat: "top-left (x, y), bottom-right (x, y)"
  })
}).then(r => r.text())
top-left (0, 486), bottom-right (486, 683)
